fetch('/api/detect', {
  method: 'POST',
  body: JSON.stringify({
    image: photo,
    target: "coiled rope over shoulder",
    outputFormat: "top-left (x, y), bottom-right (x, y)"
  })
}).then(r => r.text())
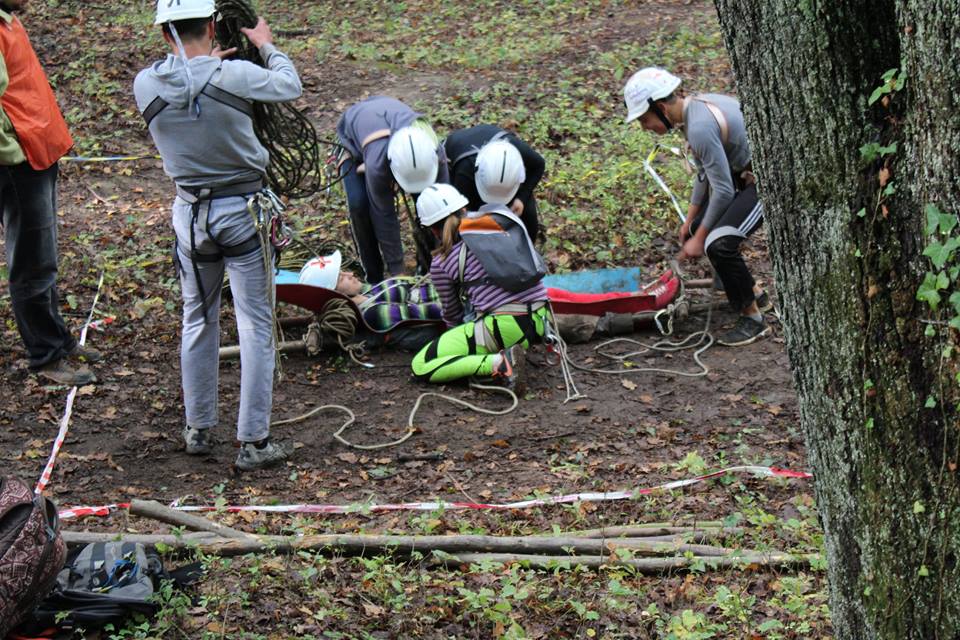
top-left (215, 0), bottom-right (341, 198)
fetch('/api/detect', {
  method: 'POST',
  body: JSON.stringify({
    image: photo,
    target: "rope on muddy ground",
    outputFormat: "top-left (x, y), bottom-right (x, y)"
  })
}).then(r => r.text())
top-left (215, 0), bottom-right (339, 198)
top-left (560, 278), bottom-right (716, 380)
top-left (271, 383), bottom-right (517, 450)
top-left (35, 272), bottom-right (105, 496)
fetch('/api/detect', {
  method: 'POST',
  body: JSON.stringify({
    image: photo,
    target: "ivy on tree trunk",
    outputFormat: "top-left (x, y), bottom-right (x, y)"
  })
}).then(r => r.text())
top-left (712, 1), bottom-right (960, 638)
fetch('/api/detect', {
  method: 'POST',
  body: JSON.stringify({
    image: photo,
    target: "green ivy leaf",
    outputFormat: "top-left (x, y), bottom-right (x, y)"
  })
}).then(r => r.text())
top-left (865, 417), bottom-right (875, 430)
top-left (925, 396), bottom-right (937, 409)
top-left (936, 271), bottom-right (950, 290)
top-left (919, 565), bottom-right (930, 577)
top-left (914, 501), bottom-right (926, 514)
top-left (856, 207), bottom-right (867, 218)
top-left (917, 272), bottom-right (942, 310)
top-left (950, 291), bottom-right (960, 312)
top-left (926, 204), bottom-right (943, 236)
top-left (923, 238), bottom-right (959, 270)
top-left (868, 87), bottom-right (885, 106)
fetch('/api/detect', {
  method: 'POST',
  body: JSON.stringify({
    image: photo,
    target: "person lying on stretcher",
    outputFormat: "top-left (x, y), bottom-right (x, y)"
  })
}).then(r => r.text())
top-left (299, 252), bottom-right (665, 345)
top-left (299, 249), bottom-right (442, 334)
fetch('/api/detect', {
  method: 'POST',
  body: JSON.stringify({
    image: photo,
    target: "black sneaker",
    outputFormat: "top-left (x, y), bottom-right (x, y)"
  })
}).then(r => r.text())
top-left (756, 290), bottom-right (774, 314)
top-left (235, 438), bottom-right (291, 471)
top-left (36, 359), bottom-right (97, 386)
top-left (717, 316), bottom-right (770, 347)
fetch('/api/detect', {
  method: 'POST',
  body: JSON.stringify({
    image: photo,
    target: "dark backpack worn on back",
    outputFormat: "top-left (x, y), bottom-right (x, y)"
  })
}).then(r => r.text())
top-left (0, 476), bottom-right (67, 637)
top-left (457, 206), bottom-right (547, 294)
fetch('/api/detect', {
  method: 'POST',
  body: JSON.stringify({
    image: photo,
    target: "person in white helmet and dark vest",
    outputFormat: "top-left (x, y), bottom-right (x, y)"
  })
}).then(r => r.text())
top-left (0, 0), bottom-right (101, 386)
top-left (443, 124), bottom-right (546, 242)
top-left (411, 141), bottom-right (549, 387)
top-left (336, 96), bottom-right (449, 284)
top-left (624, 67), bottom-right (772, 346)
top-left (133, 0), bottom-right (301, 470)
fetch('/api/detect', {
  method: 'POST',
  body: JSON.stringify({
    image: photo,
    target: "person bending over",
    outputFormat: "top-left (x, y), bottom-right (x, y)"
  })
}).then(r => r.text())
top-left (624, 67), bottom-right (771, 346)
top-left (444, 123), bottom-right (545, 242)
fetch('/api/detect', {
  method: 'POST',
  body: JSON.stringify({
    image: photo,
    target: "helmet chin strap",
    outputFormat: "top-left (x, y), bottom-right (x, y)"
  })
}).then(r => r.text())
top-left (647, 98), bottom-right (673, 131)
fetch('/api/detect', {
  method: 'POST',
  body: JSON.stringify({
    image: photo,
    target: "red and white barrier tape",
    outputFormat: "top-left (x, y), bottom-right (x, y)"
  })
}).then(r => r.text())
top-left (58, 465), bottom-right (810, 520)
top-left (35, 272), bottom-right (105, 496)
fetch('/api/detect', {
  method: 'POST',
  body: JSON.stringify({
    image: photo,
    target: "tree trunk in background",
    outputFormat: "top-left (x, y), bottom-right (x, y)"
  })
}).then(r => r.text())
top-left (712, 2), bottom-right (959, 638)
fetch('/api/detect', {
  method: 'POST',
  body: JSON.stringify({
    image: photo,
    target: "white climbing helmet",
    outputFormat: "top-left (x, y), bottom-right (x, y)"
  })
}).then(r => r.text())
top-left (155, 0), bottom-right (216, 25)
top-left (623, 67), bottom-right (682, 123)
top-left (298, 250), bottom-right (342, 290)
top-left (416, 183), bottom-right (469, 227)
top-left (387, 125), bottom-right (440, 194)
top-left (475, 140), bottom-right (525, 205)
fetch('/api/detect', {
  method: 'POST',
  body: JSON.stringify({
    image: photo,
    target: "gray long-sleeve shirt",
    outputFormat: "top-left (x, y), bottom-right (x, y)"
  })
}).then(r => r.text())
top-left (133, 44), bottom-right (302, 188)
top-left (336, 96), bottom-right (449, 228)
top-left (683, 93), bottom-right (751, 230)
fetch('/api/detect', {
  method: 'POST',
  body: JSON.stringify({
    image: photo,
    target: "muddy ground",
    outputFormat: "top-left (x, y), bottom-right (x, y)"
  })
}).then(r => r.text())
top-left (0, 1), bottom-right (827, 637)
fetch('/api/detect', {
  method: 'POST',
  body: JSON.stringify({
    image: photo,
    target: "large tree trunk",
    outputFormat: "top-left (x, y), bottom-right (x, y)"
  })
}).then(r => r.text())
top-left (712, 1), bottom-right (960, 638)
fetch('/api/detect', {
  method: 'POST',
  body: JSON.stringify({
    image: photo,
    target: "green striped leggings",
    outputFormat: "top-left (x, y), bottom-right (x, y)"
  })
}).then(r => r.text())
top-left (411, 306), bottom-right (549, 383)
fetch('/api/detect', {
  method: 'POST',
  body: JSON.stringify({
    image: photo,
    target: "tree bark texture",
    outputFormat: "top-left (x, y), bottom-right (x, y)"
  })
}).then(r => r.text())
top-left (713, 1), bottom-right (959, 638)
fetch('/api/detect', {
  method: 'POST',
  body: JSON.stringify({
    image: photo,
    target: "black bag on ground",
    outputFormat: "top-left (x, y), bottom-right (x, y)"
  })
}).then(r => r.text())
top-left (0, 476), bottom-right (67, 637)
top-left (27, 542), bottom-right (166, 630)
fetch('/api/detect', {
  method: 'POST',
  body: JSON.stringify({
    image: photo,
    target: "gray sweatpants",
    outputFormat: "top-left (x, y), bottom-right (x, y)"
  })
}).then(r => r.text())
top-left (172, 195), bottom-right (274, 443)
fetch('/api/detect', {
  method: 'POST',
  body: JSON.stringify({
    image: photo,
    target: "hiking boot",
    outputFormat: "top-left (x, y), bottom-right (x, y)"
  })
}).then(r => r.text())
top-left (756, 290), bottom-right (774, 314)
top-left (69, 343), bottom-right (103, 364)
top-left (36, 359), bottom-right (97, 386)
top-left (717, 316), bottom-right (770, 347)
top-left (182, 425), bottom-right (213, 455)
top-left (492, 344), bottom-right (526, 393)
top-left (235, 438), bottom-right (290, 471)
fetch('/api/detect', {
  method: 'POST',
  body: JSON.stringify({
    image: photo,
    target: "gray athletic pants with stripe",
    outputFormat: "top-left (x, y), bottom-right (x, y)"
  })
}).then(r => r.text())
top-left (172, 195), bottom-right (274, 443)
top-left (690, 184), bottom-right (764, 312)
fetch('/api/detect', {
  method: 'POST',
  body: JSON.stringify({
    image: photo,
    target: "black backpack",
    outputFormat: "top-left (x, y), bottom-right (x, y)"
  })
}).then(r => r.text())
top-left (22, 542), bottom-right (170, 633)
top-left (457, 206), bottom-right (547, 294)
top-left (0, 477), bottom-right (66, 637)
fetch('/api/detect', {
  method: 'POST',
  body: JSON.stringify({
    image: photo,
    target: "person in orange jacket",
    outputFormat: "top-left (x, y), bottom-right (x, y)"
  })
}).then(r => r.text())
top-left (0, 0), bottom-right (100, 385)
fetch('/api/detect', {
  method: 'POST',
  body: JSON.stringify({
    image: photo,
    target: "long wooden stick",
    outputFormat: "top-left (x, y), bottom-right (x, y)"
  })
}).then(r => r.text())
top-left (555, 524), bottom-right (740, 539)
top-left (62, 531), bottom-right (221, 547)
top-left (129, 499), bottom-right (256, 540)
top-left (61, 530), bottom-right (741, 558)
top-left (430, 552), bottom-right (817, 573)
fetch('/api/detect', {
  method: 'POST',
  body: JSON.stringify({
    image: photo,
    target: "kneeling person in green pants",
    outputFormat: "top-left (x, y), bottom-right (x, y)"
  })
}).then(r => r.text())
top-left (411, 142), bottom-right (549, 387)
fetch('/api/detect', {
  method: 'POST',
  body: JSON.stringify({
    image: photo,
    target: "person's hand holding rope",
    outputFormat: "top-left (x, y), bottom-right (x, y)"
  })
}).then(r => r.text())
top-left (240, 16), bottom-right (272, 49)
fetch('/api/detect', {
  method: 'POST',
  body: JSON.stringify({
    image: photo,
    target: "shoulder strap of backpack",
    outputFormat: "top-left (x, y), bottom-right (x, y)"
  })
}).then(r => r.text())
top-left (450, 129), bottom-right (511, 167)
top-left (691, 96), bottom-right (729, 147)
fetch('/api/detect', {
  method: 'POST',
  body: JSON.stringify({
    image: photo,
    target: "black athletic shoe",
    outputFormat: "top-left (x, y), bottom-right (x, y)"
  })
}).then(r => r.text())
top-left (717, 316), bottom-right (770, 347)
top-left (756, 290), bottom-right (774, 313)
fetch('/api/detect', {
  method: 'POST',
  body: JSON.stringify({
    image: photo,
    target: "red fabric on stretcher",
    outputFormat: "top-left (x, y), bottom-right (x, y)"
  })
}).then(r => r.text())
top-left (278, 271), bottom-right (681, 321)
top-left (546, 271), bottom-right (681, 316)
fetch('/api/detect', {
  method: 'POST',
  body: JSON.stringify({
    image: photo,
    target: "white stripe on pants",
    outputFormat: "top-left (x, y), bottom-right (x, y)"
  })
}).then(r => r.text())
top-left (172, 195), bottom-right (274, 443)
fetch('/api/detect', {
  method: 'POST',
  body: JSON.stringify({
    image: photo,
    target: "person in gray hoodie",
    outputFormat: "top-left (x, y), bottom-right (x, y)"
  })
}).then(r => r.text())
top-left (133, 0), bottom-right (301, 471)
top-left (336, 96), bottom-right (449, 283)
